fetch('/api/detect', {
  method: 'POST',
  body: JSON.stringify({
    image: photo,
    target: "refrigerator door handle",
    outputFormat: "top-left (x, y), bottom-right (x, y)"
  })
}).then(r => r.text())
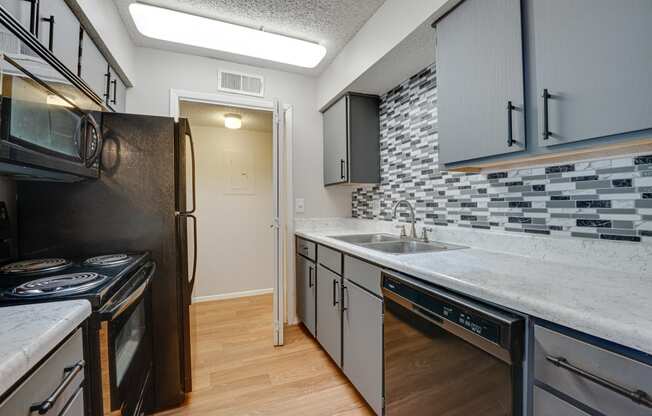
top-left (179, 213), bottom-right (198, 293)
top-left (178, 126), bottom-right (196, 215)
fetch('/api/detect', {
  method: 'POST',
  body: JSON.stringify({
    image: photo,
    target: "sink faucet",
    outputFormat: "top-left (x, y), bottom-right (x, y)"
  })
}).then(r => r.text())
top-left (393, 200), bottom-right (417, 239)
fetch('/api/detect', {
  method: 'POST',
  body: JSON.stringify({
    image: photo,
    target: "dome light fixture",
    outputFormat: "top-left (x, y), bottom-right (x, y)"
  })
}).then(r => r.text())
top-left (224, 113), bottom-right (242, 130)
top-left (129, 3), bottom-right (327, 68)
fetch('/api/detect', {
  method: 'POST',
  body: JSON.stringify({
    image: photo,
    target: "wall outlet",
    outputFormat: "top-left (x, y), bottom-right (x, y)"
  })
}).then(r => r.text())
top-left (295, 198), bottom-right (305, 214)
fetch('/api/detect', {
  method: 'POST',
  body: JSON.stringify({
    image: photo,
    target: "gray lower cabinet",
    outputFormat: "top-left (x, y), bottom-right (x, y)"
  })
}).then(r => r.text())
top-left (316, 264), bottom-right (342, 366)
top-left (342, 279), bottom-right (383, 415)
top-left (296, 253), bottom-right (316, 337)
top-left (533, 386), bottom-right (588, 416)
top-left (322, 93), bottom-right (380, 186)
top-left (534, 324), bottom-right (652, 416)
top-left (37, 0), bottom-right (80, 74)
top-left (80, 32), bottom-right (109, 101)
top-left (436, 0), bottom-right (525, 165)
top-left (0, 328), bottom-right (85, 416)
top-left (530, 0), bottom-right (652, 147)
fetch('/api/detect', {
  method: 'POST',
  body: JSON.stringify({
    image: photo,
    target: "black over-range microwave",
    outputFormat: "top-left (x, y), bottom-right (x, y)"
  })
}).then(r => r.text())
top-left (0, 6), bottom-right (103, 181)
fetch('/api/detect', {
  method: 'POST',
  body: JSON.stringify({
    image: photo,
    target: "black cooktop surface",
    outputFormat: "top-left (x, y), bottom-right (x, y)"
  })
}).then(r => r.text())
top-left (0, 252), bottom-right (150, 308)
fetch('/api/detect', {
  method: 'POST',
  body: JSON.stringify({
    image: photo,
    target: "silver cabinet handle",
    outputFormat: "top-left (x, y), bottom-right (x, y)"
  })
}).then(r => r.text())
top-left (332, 279), bottom-right (339, 306)
top-left (546, 356), bottom-right (652, 408)
top-left (30, 360), bottom-right (85, 414)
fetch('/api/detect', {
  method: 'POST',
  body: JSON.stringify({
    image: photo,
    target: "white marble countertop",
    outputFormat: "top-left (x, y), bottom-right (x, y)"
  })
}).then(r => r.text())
top-left (296, 228), bottom-right (652, 356)
top-left (0, 300), bottom-right (91, 397)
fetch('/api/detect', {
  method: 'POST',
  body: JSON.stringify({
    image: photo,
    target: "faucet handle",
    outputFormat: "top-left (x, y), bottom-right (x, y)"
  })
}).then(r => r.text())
top-left (420, 227), bottom-right (433, 242)
top-left (395, 224), bottom-right (407, 238)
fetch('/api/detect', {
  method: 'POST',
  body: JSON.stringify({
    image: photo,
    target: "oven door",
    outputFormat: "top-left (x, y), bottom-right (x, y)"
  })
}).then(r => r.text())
top-left (99, 262), bottom-right (155, 416)
top-left (0, 10), bottom-right (103, 181)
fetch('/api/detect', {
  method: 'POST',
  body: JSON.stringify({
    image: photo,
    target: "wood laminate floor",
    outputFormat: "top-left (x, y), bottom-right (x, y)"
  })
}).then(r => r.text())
top-left (156, 294), bottom-right (373, 416)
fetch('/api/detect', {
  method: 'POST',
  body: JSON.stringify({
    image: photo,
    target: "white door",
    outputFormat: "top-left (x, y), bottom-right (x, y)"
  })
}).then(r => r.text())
top-left (272, 100), bottom-right (284, 346)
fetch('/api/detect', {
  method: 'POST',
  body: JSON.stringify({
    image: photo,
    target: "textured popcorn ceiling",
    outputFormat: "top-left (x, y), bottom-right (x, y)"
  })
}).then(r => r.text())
top-left (114, 0), bottom-right (385, 75)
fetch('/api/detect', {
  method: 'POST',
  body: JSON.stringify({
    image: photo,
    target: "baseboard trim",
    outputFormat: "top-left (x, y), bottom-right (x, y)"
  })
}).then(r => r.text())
top-left (192, 288), bottom-right (274, 303)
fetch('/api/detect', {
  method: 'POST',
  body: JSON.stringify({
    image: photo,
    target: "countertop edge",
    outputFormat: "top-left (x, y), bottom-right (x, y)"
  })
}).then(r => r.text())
top-left (295, 230), bottom-right (652, 357)
top-left (0, 300), bottom-right (92, 398)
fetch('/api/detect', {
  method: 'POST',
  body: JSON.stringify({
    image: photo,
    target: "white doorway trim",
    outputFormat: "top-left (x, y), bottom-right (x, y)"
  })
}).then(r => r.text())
top-left (169, 89), bottom-right (293, 346)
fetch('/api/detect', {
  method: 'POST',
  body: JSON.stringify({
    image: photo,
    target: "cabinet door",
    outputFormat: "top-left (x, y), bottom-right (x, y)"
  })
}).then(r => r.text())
top-left (296, 255), bottom-right (316, 337)
top-left (323, 96), bottom-right (348, 185)
top-left (80, 32), bottom-right (109, 102)
top-left (0, 0), bottom-right (34, 33)
top-left (342, 280), bottom-right (383, 415)
top-left (436, 0), bottom-right (525, 165)
top-left (108, 66), bottom-right (127, 113)
top-left (38, 0), bottom-right (80, 74)
top-left (316, 264), bottom-right (341, 366)
top-left (531, 0), bottom-right (652, 146)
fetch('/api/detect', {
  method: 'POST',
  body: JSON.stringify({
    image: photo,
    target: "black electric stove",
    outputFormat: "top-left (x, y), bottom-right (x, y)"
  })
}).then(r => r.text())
top-left (0, 252), bottom-right (150, 308)
top-left (0, 251), bottom-right (156, 416)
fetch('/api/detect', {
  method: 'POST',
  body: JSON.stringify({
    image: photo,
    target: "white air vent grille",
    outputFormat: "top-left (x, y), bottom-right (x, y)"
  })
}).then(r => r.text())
top-left (218, 70), bottom-right (264, 97)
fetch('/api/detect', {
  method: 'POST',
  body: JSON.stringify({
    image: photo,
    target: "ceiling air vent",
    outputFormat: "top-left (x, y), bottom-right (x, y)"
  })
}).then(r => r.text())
top-left (218, 70), bottom-right (264, 97)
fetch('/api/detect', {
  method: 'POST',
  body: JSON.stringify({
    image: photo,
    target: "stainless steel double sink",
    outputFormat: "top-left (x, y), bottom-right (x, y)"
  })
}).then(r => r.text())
top-left (329, 233), bottom-right (466, 255)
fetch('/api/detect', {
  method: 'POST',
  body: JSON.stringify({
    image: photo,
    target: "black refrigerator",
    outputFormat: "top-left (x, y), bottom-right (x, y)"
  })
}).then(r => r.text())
top-left (16, 112), bottom-right (197, 412)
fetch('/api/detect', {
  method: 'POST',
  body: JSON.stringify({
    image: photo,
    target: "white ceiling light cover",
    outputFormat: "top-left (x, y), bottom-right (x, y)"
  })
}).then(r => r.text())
top-left (224, 113), bottom-right (242, 129)
top-left (129, 3), bottom-right (327, 68)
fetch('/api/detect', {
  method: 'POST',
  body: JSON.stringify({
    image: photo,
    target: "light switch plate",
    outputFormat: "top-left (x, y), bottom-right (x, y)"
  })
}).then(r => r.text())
top-left (295, 198), bottom-right (305, 213)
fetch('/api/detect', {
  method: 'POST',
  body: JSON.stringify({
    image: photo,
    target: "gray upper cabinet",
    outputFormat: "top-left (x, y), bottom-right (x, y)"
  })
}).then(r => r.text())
top-left (38, 0), bottom-right (80, 74)
top-left (0, 0), bottom-right (34, 33)
top-left (80, 33), bottom-right (109, 102)
top-left (322, 93), bottom-right (380, 186)
top-left (323, 96), bottom-right (348, 185)
top-left (436, 0), bottom-right (525, 165)
top-left (296, 253), bottom-right (316, 337)
top-left (342, 279), bottom-right (383, 415)
top-left (108, 66), bottom-right (127, 113)
top-left (316, 264), bottom-right (342, 366)
top-left (531, 0), bottom-right (652, 147)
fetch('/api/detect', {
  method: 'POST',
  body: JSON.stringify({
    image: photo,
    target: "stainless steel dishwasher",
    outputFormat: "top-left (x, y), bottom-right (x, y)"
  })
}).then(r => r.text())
top-left (382, 270), bottom-right (525, 416)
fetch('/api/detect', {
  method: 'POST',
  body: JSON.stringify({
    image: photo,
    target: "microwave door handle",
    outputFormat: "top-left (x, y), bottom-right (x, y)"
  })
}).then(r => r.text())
top-left (84, 114), bottom-right (102, 167)
top-left (178, 125), bottom-right (196, 215)
top-left (99, 263), bottom-right (155, 320)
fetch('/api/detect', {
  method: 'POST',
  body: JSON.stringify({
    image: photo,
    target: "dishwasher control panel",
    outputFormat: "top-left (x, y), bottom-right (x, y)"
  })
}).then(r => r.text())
top-left (383, 276), bottom-right (502, 344)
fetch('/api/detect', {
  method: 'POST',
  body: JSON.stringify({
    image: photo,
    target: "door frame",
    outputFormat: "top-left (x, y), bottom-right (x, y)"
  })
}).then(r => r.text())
top-left (169, 89), bottom-right (294, 346)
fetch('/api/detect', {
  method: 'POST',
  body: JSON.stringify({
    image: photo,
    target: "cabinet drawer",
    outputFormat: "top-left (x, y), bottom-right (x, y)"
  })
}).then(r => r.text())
top-left (318, 244), bottom-right (342, 275)
top-left (343, 255), bottom-right (381, 297)
top-left (296, 237), bottom-right (316, 261)
top-left (534, 325), bottom-right (652, 416)
top-left (533, 386), bottom-right (588, 416)
top-left (0, 328), bottom-right (84, 416)
top-left (60, 387), bottom-right (84, 416)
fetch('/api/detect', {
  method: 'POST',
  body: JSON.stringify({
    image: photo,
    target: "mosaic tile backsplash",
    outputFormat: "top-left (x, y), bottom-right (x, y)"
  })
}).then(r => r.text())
top-left (351, 64), bottom-right (652, 243)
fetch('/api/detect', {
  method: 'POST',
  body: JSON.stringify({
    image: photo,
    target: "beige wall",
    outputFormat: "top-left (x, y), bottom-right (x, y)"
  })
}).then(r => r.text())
top-left (190, 124), bottom-right (274, 298)
top-left (126, 46), bottom-right (352, 219)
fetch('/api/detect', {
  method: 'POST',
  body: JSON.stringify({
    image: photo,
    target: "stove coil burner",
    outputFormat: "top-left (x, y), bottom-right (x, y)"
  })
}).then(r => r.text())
top-left (84, 254), bottom-right (130, 267)
top-left (9, 272), bottom-right (108, 297)
top-left (0, 258), bottom-right (73, 275)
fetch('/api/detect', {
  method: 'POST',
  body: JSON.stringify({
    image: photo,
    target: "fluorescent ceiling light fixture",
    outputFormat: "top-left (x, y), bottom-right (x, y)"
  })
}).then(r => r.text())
top-left (224, 113), bottom-right (242, 129)
top-left (129, 3), bottom-right (327, 68)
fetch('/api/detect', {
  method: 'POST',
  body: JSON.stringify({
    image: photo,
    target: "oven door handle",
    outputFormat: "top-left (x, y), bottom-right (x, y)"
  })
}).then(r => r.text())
top-left (99, 263), bottom-right (155, 321)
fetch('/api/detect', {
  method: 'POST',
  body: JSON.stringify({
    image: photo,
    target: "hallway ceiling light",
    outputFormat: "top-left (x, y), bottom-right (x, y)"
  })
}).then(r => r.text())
top-left (224, 113), bottom-right (242, 129)
top-left (129, 3), bottom-right (327, 68)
